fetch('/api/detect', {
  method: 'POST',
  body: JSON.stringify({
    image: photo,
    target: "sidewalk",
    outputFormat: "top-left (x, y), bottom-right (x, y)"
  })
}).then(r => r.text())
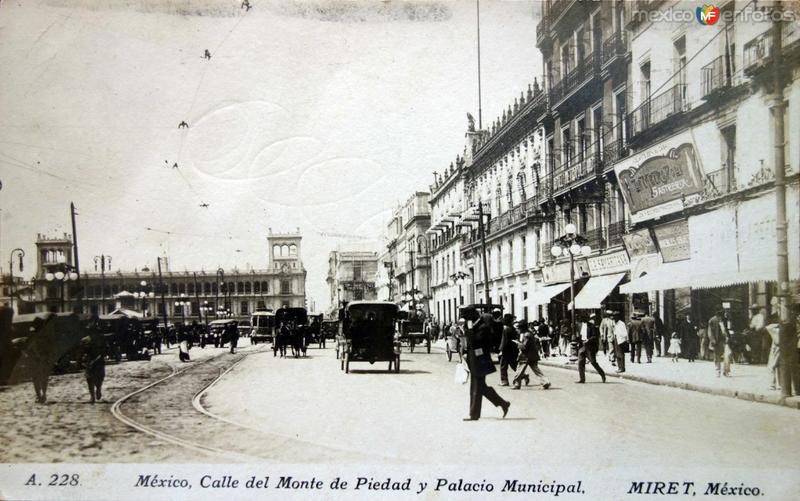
top-left (537, 351), bottom-right (800, 410)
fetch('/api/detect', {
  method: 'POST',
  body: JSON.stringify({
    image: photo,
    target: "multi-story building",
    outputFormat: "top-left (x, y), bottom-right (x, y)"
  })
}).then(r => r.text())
top-left (533, 0), bottom-right (633, 322)
top-left (381, 192), bottom-right (432, 314)
top-left (615, 1), bottom-right (800, 332)
top-left (28, 228), bottom-right (307, 323)
top-left (458, 82), bottom-right (552, 322)
top-left (327, 247), bottom-right (379, 308)
top-left (428, 154), bottom-right (468, 324)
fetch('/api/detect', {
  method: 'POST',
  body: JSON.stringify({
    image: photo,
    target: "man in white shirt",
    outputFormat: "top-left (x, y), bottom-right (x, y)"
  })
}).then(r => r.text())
top-left (613, 312), bottom-right (628, 373)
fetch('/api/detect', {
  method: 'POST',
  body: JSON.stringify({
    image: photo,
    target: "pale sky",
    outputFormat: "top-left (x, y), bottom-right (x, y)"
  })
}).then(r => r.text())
top-left (0, 0), bottom-right (542, 311)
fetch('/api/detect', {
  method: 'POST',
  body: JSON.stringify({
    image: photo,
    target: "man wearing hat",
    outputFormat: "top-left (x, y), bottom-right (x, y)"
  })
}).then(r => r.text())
top-left (628, 310), bottom-right (644, 364)
top-left (463, 307), bottom-right (510, 420)
top-left (613, 311), bottom-right (628, 373)
top-left (576, 312), bottom-right (606, 383)
top-left (600, 310), bottom-right (616, 366)
top-left (749, 304), bottom-right (768, 364)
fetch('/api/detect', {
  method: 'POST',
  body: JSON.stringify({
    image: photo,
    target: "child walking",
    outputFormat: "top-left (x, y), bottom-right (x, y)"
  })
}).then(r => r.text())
top-left (668, 331), bottom-right (681, 362)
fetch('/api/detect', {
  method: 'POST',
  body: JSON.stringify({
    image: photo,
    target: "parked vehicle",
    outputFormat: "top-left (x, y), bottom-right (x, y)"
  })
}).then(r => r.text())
top-left (207, 319), bottom-right (238, 347)
top-left (398, 310), bottom-right (429, 353)
top-left (339, 301), bottom-right (402, 373)
top-left (237, 319), bottom-right (253, 337)
top-left (250, 310), bottom-right (275, 344)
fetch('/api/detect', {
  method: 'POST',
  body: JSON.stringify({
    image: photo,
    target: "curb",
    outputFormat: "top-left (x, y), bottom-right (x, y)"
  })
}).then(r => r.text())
top-left (538, 359), bottom-right (800, 411)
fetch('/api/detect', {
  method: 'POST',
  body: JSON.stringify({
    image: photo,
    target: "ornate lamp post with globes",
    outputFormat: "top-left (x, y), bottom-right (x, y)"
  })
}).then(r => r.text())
top-left (550, 222), bottom-right (591, 361)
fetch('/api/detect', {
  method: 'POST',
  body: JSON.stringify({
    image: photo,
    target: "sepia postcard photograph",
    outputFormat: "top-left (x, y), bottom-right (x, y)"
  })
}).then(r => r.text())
top-left (1, 0), bottom-right (799, 499)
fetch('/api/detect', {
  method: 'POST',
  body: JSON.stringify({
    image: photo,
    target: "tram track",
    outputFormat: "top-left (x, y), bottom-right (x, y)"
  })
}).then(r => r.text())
top-left (110, 344), bottom-right (393, 463)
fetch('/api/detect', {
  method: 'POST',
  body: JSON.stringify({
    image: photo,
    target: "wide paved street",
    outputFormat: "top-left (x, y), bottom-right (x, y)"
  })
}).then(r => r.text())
top-left (3, 339), bottom-right (799, 468)
top-left (203, 343), bottom-right (800, 468)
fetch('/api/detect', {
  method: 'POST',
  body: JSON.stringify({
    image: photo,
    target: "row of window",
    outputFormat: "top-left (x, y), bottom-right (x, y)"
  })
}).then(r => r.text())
top-left (56, 279), bottom-right (296, 299)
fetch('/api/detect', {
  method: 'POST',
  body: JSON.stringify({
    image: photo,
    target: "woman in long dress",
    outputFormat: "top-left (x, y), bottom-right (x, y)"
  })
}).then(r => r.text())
top-left (676, 315), bottom-right (698, 362)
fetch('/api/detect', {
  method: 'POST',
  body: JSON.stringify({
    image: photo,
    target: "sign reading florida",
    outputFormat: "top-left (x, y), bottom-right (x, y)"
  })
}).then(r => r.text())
top-left (614, 131), bottom-right (705, 222)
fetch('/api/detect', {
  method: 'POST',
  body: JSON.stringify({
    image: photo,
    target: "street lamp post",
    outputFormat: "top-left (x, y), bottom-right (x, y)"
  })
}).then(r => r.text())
top-left (93, 255), bottom-right (111, 315)
top-left (550, 222), bottom-right (591, 362)
top-left (8, 248), bottom-right (24, 313)
top-left (450, 271), bottom-right (469, 307)
top-left (175, 295), bottom-right (189, 325)
top-left (44, 268), bottom-right (79, 313)
top-left (216, 268), bottom-right (224, 319)
top-left (201, 300), bottom-right (210, 325)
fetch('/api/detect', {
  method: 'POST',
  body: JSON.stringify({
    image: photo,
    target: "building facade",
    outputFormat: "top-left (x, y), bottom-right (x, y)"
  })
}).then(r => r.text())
top-left (415, 0), bottom-right (799, 334)
top-left (614, 0), bottom-right (800, 333)
top-left (28, 229), bottom-right (307, 323)
top-left (381, 192), bottom-right (432, 314)
top-left (327, 248), bottom-right (379, 309)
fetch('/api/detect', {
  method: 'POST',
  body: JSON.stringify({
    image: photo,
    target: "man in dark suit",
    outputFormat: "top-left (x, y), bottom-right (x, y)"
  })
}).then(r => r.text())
top-left (628, 311), bottom-right (643, 363)
top-left (464, 309), bottom-right (510, 421)
top-left (499, 314), bottom-right (519, 386)
top-left (576, 313), bottom-right (606, 383)
top-left (640, 310), bottom-right (655, 363)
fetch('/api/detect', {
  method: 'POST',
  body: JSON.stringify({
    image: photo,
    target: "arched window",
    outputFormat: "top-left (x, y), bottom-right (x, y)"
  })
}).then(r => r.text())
top-left (211, 282), bottom-right (218, 293)
top-left (178, 283), bottom-right (186, 294)
top-left (281, 244), bottom-right (289, 257)
top-left (273, 245), bottom-right (280, 258)
top-left (289, 244), bottom-right (297, 255)
top-left (204, 282), bottom-right (211, 294)
top-left (261, 281), bottom-right (269, 293)
top-left (245, 281), bottom-right (252, 294)
top-left (507, 179), bottom-right (514, 207)
top-left (254, 281), bottom-right (260, 294)
top-left (495, 185), bottom-right (502, 215)
top-left (111, 285), bottom-right (119, 295)
top-left (518, 172), bottom-right (527, 201)
top-left (170, 283), bottom-right (178, 295)
top-left (227, 281), bottom-right (234, 295)
top-left (237, 281), bottom-right (244, 294)
top-left (188, 282), bottom-right (195, 295)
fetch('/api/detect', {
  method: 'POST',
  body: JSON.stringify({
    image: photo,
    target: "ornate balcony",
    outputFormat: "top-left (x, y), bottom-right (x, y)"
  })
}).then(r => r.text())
top-left (552, 152), bottom-right (598, 196)
top-left (744, 23), bottom-right (800, 77)
top-left (702, 55), bottom-right (737, 98)
top-left (549, 51), bottom-right (599, 108)
top-left (603, 140), bottom-right (629, 166)
top-left (628, 84), bottom-right (688, 141)
top-left (601, 31), bottom-right (628, 68)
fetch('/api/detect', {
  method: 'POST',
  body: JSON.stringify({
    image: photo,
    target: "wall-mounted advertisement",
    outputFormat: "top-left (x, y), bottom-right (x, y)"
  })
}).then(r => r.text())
top-left (622, 228), bottom-right (657, 259)
top-left (653, 219), bottom-right (690, 263)
top-left (614, 130), bottom-right (706, 223)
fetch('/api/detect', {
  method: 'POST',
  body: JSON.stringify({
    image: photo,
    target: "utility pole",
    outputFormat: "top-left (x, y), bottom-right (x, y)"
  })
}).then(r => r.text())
top-left (477, 202), bottom-right (490, 305)
top-left (193, 272), bottom-right (201, 322)
top-left (769, 3), bottom-right (795, 398)
top-left (70, 202), bottom-right (83, 313)
top-left (476, 0), bottom-right (483, 130)
top-left (157, 257), bottom-right (168, 329)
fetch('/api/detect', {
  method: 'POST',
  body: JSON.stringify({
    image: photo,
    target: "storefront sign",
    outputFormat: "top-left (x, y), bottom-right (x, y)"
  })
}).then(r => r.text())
top-left (622, 228), bottom-right (657, 259)
top-left (654, 219), bottom-right (690, 262)
top-left (542, 258), bottom-right (590, 284)
top-left (587, 250), bottom-right (630, 275)
top-left (614, 130), bottom-right (705, 223)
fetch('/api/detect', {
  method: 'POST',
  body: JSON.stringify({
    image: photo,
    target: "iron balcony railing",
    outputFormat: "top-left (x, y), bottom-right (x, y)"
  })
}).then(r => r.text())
top-left (702, 55), bottom-right (736, 97)
top-left (601, 31), bottom-right (628, 66)
top-left (603, 140), bottom-right (629, 166)
top-left (628, 84), bottom-right (688, 138)
top-left (744, 23), bottom-right (799, 73)
top-left (552, 152), bottom-right (598, 194)
top-left (549, 51), bottom-right (598, 105)
top-left (536, 16), bottom-right (549, 47)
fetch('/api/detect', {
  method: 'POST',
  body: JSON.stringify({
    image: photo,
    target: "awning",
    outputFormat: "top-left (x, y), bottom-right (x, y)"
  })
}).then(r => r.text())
top-left (618, 260), bottom-right (796, 294)
top-left (568, 273), bottom-right (626, 309)
top-left (529, 283), bottom-right (571, 305)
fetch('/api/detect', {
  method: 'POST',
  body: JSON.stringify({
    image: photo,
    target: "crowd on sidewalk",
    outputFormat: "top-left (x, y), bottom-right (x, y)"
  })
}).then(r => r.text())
top-left (431, 301), bottom-right (800, 399)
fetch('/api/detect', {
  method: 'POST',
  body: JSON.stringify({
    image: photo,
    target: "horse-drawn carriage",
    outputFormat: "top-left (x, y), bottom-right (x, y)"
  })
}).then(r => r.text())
top-left (339, 301), bottom-right (402, 373)
top-left (250, 310), bottom-right (276, 345)
top-left (275, 307), bottom-right (309, 357)
top-left (397, 311), bottom-right (430, 353)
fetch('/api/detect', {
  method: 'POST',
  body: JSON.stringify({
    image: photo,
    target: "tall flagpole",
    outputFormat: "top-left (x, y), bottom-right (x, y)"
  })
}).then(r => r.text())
top-left (477, 0), bottom-right (483, 130)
